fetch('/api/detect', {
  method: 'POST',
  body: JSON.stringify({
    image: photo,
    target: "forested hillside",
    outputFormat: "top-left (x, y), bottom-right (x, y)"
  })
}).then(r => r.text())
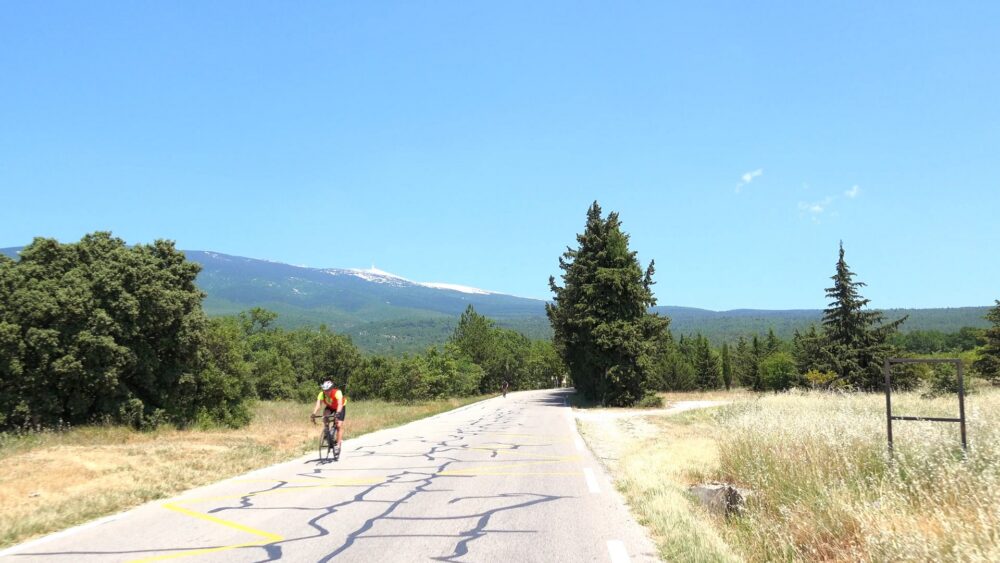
top-left (2, 246), bottom-right (990, 354)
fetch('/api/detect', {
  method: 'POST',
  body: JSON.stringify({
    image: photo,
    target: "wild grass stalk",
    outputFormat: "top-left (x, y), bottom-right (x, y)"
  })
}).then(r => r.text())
top-left (714, 389), bottom-right (1000, 561)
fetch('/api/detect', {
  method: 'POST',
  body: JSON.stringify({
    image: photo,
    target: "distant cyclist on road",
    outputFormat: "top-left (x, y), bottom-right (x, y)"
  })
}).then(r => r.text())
top-left (502, 379), bottom-right (509, 398)
top-left (312, 380), bottom-right (346, 459)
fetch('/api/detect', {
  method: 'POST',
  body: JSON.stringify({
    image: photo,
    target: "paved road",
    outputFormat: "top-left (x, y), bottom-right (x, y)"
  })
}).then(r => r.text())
top-left (1, 389), bottom-right (659, 562)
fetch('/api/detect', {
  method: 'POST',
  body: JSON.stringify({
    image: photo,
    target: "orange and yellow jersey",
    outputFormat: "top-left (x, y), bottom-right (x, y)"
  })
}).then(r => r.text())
top-left (317, 389), bottom-right (346, 410)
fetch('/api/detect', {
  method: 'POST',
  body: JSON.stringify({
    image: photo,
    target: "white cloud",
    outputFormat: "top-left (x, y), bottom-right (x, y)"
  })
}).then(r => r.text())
top-left (845, 185), bottom-right (861, 198)
top-left (799, 196), bottom-right (834, 221)
top-left (735, 168), bottom-right (763, 193)
top-left (742, 169), bottom-right (763, 184)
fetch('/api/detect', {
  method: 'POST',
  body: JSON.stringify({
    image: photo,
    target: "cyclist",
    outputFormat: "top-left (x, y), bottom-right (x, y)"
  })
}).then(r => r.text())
top-left (502, 379), bottom-right (509, 398)
top-left (312, 380), bottom-right (347, 460)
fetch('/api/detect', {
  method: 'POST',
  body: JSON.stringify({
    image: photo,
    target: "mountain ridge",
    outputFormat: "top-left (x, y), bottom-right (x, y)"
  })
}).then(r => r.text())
top-left (2, 246), bottom-right (992, 354)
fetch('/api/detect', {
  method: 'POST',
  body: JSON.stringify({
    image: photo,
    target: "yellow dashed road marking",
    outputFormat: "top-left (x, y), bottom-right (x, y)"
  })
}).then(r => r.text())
top-left (130, 477), bottom-right (382, 562)
top-left (439, 456), bottom-right (581, 476)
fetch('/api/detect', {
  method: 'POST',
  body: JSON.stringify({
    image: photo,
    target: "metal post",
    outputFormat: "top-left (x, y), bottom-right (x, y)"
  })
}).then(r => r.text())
top-left (884, 358), bottom-right (893, 454)
top-left (957, 361), bottom-right (968, 451)
top-left (885, 358), bottom-right (969, 453)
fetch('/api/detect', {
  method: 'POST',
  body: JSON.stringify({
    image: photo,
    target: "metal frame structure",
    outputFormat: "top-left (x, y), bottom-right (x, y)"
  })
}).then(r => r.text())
top-left (884, 358), bottom-right (967, 452)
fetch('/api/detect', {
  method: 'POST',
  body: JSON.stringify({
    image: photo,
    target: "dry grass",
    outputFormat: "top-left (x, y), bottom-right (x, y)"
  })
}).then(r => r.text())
top-left (578, 408), bottom-right (740, 562)
top-left (577, 388), bottom-right (1000, 562)
top-left (0, 396), bottom-right (484, 549)
top-left (714, 389), bottom-right (1000, 562)
top-left (657, 389), bottom-right (757, 404)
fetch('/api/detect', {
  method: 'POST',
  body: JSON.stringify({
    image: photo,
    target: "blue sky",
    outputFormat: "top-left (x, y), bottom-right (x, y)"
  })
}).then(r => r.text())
top-left (2, 2), bottom-right (998, 309)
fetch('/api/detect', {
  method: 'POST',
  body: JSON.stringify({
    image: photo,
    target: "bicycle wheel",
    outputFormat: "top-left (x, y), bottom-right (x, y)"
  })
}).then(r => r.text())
top-left (319, 428), bottom-right (335, 461)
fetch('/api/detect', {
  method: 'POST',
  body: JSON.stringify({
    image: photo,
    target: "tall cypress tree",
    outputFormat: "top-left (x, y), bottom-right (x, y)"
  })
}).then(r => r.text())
top-left (821, 242), bottom-right (905, 389)
top-left (721, 341), bottom-right (733, 391)
top-left (749, 335), bottom-right (764, 390)
top-left (972, 300), bottom-right (1000, 384)
top-left (733, 336), bottom-right (749, 386)
top-left (693, 334), bottom-right (722, 390)
top-left (547, 202), bottom-right (670, 406)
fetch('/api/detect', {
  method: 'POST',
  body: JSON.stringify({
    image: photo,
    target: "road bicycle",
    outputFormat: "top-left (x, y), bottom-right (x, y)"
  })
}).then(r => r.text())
top-left (311, 413), bottom-right (341, 462)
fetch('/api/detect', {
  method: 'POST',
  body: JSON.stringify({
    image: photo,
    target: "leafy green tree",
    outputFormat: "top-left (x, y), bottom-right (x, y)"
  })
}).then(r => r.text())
top-left (349, 356), bottom-right (396, 400)
top-left (546, 202), bottom-right (670, 406)
top-left (821, 242), bottom-right (906, 389)
top-left (949, 327), bottom-right (986, 352)
top-left (526, 340), bottom-right (567, 388)
top-left (480, 329), bottom-right (529, 392)
top-left (240, 307), bottom-right (278, 335)
top-left (760, 352), bottom-right (799, 391)
top-left (448, 305), bottom-right (553, 393)
top-left (423, 345), bottom-right (483, 398)
top-left (0, 232), bottom-right (248, 429)
top-left (290, 326), bottom-right (361, 399)
top-left (973, 300), bottom-right (1000, 384)
top-left (383, 355), bottom-right (431, 403)
top-left (450, 305), bottom-right (497, 366)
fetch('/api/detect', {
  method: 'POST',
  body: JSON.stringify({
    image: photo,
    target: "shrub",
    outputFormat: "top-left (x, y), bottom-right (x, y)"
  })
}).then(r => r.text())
top-left (804, 369), bottom-right (845, 389)
top-left (760, 352), bottom-right (799, 391)
top-left (636, 393), bottom-right (664, 408)
top-left (0, 233), bottom-right (252, 429)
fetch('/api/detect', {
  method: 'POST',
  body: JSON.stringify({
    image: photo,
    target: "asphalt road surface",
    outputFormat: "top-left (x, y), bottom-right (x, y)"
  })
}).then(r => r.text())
top-left (1, 389), bottom-right (659, 562)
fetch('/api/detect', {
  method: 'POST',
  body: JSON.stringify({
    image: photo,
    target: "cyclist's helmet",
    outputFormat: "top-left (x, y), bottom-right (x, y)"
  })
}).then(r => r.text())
top-left (321, 380), bottom-right (334, 391)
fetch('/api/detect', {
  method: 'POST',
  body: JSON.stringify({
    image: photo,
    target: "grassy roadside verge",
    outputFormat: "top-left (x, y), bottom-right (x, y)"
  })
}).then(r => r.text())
top-left (575, 389), bottom-right (1000, 562)
top-left (576, 404), bottom-right (739, 562)
top-left (0, 395), bottom-right (487, 549)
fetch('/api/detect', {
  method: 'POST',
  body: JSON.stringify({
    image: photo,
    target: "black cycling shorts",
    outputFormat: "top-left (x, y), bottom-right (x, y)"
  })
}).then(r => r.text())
top-left (324, 406), bottom-right (346, 421)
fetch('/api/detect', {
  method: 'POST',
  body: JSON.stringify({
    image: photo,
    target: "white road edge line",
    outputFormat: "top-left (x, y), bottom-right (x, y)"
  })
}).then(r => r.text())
top-left (0, 512), bottom-right (124, 557)
top-left (574, 436), bottom-right (585, 451)
top-left (583, 467), bottom-right (601, 493)
top-left (607, 540), bottom-right (631, 563)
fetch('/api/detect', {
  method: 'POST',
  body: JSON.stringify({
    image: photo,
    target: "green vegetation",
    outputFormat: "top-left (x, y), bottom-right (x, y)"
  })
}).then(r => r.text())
top-left (812, 242), bottom-right (906, 389)
top-left (0, 233), bottom-right (565, 433)
top-left (714, 391), bottom-right (1000, 561)
top-left (660, 305), bottom-right (991, 345)
top-left (580, 390), bottom-right (1000, 562)
top-left (547, 202), bottom-right (670, 406)
top-left (972, 300), bottom-right (1000, 384)
top-left (0, 233), bottom-right (247, 430)
top-left (890, 326), bottom-right (983, 354)
top-left (635, 242), bottom-right (997, 394)
top-left (212, 304), bottom-right (564, 405)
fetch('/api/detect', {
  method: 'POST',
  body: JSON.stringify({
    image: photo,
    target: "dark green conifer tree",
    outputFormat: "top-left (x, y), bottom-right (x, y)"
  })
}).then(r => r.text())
top-left (792, 325), bottom-right (825, 374)
top-left (733, 336), bottom-right (749, 386)
top-left (821, 242), bottom-right (906, 389)
top-left (972, 300), bottom-right (1000, 384)
top-left (547, 202), bottom-right (670, 406)
top-left (721, 341), bottom-right (733, 390)
top-left (765, 328), bottom-right (781, 354)
top-left (693, 335), bottom-right (722, 390)
top-left (749, 335), bottom-right (764, 390)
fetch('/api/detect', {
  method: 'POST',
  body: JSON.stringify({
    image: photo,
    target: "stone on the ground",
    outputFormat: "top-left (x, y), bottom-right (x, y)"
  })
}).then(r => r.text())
top-left (688, 482), bottom-right (750, 516)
